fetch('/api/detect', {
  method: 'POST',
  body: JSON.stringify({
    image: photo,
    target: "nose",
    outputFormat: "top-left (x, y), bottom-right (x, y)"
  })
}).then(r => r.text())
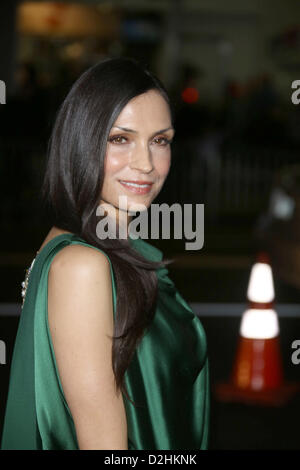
top-left (129, 142), bottom-right (154, 173)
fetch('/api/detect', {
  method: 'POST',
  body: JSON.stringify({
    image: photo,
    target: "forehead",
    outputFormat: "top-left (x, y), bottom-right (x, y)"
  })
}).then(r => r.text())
top-left (114, 90), bottom-right (171, 125)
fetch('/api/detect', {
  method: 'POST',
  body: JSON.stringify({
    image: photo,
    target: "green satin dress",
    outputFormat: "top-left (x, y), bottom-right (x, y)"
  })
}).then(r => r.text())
top-left (1, 233), bottom-right (210, 450)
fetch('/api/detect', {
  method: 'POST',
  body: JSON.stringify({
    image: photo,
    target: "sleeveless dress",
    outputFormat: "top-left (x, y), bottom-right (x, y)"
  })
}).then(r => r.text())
top-left (1, 233), bottom-right (210, 450)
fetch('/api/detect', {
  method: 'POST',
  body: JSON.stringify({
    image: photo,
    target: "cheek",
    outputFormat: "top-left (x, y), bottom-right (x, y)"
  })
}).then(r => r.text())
top-left (154, 154), bottom-right (171, 179)
top-left (104, 152), bottom-right (127, 176)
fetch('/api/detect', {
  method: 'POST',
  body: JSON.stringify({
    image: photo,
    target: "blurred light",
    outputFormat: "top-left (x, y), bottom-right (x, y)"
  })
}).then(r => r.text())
top-left (61, 42), bottom-right (84, 60)
top-left (269, 187), bottom-right (295, 220)
top-left (181, 87), bottom-right (199, 104)
top-left (17, 2), bottom-right (120, 38)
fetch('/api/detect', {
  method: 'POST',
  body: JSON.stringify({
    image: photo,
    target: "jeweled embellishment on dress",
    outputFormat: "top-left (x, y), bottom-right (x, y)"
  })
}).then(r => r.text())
top-left (21, 257), bottom-right (36, 307)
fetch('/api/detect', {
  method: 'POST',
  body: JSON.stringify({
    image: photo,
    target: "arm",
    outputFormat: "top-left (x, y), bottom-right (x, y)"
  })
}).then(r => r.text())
top-left (48, 244), bottom-right (128, 450)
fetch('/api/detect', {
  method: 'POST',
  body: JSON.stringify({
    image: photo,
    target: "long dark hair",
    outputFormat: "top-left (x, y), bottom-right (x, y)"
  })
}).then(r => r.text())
top-left (40, 57), bottom-right (174, 402)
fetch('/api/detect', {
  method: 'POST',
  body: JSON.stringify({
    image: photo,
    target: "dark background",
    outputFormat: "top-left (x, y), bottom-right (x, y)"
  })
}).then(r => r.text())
top-left (0, 0), bottom-right (299, 450)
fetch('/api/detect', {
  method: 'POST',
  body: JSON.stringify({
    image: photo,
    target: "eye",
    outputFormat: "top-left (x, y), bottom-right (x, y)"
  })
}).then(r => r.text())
top-left (108, 135), bottom-right (127, 144)
top-left (153, 136), bottom-right (172, 146)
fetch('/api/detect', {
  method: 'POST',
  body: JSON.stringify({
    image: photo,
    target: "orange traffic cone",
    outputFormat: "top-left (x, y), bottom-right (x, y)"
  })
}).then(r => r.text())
top-left (215, 252), bottom-right (300, 406)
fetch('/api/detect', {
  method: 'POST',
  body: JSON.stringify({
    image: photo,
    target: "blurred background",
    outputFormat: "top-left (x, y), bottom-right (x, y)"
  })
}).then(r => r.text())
top-left (0, 0), bottom-right (300, 450)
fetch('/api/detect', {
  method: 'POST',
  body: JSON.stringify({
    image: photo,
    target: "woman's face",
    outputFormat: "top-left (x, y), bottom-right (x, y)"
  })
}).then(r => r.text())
top-left (100, 89), bottom-right (175, 215)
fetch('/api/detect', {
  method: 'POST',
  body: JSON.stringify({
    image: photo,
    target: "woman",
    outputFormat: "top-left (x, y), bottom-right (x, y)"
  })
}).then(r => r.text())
top-left (1, 57), bottom-right (210, 450)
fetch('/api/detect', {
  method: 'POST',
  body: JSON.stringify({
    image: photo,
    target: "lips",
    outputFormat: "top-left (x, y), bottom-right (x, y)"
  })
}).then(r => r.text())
top-left (119, 180), bottom-right (153, 185)
top-left (119, 180), bottom-right (154, 194)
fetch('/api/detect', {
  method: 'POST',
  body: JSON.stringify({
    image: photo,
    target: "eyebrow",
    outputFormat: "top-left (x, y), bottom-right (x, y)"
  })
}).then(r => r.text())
top-left (112, 126), bottom-right (175, 138)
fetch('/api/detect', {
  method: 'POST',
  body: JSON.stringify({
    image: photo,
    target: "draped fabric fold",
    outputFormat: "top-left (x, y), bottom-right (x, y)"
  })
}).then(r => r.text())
top-left (1, 233), bottom-right (210, 450)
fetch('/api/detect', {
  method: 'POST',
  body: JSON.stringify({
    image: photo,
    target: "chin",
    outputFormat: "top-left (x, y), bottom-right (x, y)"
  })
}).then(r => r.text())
top-left (124, 198), bottom-right (152, 214)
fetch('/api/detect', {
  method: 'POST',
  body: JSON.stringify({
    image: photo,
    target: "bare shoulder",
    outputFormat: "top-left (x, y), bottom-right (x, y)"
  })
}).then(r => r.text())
top-left (48, 243), bottom-right (113, 325)
top-left (50, 243), bottom-right (111, 277)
